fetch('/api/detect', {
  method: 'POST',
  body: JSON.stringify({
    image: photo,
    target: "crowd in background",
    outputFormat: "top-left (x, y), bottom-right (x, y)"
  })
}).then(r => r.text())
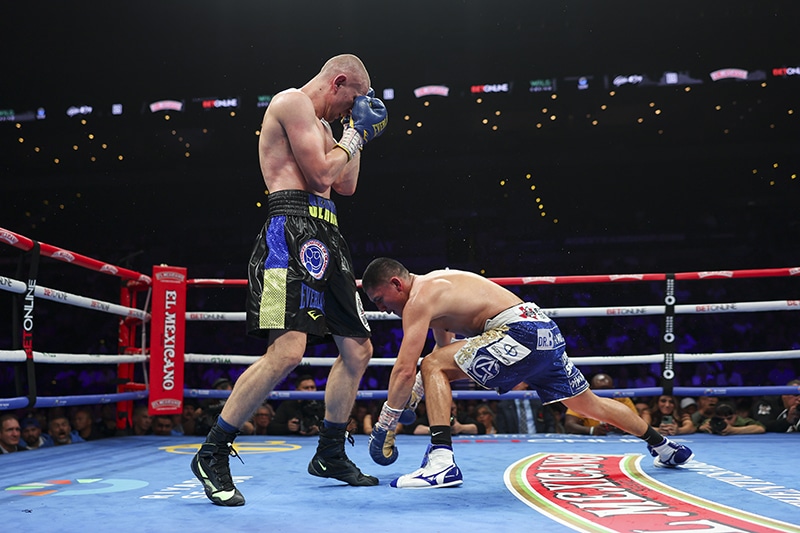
top-left (2, 367), bottom-right (798, 454)
top-left (2, 267), bottom-right (798, 454)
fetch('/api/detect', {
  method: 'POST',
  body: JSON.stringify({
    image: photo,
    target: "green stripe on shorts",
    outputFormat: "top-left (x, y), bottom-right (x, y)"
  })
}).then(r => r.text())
top-left (259, 268), bottom-right (287, 329)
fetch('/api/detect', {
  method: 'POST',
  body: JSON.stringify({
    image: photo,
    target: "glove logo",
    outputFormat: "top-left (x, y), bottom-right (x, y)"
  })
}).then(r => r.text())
top-left (300, 239), bottom-right (329, 280)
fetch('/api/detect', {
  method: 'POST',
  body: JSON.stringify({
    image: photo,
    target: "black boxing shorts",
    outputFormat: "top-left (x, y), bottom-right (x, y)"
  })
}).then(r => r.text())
top-left (246, 190), bottom-right (371, 342)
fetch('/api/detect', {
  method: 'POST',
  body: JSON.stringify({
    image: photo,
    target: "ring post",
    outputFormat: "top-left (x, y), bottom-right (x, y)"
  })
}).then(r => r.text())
top-left (660, 273), bottom-right (676, 395)
top-left (148, 265), bottom-right (187, 416)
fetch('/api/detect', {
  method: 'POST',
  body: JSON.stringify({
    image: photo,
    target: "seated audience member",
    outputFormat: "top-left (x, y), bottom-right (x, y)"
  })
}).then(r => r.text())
top-left (117, 404), bottom-right (152, 436)
top-left (269, 375), bottom-right (325, 436)
top-left (152, 415), bottom-right (181, 436)
top-left (251, 403), bottom-right (275, 436)
top-left (641, 395), bottom-right (695, 436)
top-left (411, 400), bottom-right (485, 436)
top-left (347, 402), bottom-right (376, 435)
top-left (698, 402), bottom-right (765, 435)
top-left (495, 381), bottom-right (556, 434)
top-left (72, 407), bottom-right (104, 441)
top-left (20, 416), bottom-right (53, 449)
top-left (96, 403), bottom-right (119, 439)
top-left (48, 414), bottom-right (86, 445)
top-left (680, 397), bottom-right (698, 419)
top-left (172, 399), bottom-right (199, 436)
top-left (474, 402), bottom-right (498, 435)
top-left (0, 414), bottom-right (25, 453)
top-left (751, 379), bottom-right (800, 433)
top-left (691, 395), bottom-right (719, 427)
top-left (193, 377), bottom-right (255, 435)
top-left (564, 373), bottom-right (640, 436)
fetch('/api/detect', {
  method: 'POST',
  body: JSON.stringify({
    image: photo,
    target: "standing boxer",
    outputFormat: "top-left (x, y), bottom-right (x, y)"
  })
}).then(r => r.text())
top-left (361, 258), bottom-right (694, 488)
top-left (192, 54), bottom-right (387, 506)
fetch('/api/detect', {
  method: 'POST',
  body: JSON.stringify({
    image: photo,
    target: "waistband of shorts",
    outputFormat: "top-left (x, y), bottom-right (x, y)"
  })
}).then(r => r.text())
top-left (484, 302), bottom-right (541, 330)
top-left (267, 190), bottom-right (338, 226)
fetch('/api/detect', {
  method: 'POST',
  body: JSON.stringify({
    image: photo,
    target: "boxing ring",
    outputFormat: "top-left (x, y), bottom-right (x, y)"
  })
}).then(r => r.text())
top-left (1, 226), bottom-right (799, 533)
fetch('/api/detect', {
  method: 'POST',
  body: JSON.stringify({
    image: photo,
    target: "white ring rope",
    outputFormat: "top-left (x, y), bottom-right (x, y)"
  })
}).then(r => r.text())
top-left (0, 349), bottom-right (147, 364)
top-left (0, 274), bottom-right (149, 320)
top-left (184, 300), bottom-right (799, 323)
top-left (3, 349), bottom-right (798, 366)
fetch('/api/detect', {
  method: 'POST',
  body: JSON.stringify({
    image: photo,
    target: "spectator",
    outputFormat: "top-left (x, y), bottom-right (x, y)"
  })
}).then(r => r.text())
top-left (19, 417), bottom-right (53, 450)
top-left (411, 400), bottom-right (485, 436)
top-left (0, 414), bottom-right (25, 453)
top-left (194, 378), bottom-right (255, 436)
top-left (48, 414), bottom-right (86, 445)
top-left (495, 381), bottom-right (557, 434)
top-left (679, 397), bottom-right (698, 419)
top-left (117, 405), bottom-right (152, 436)
top-left (641, 395), bottom-right (695, 436)
top-left (152, 415), bottom-right (179, 436)
top-left (691, 396), bottom-right (719, 427)
top-left (698, 402), bottom-right (765, 435)
top-left (95, 403), bottom-right (118, 439)
top-left (347, 402), bottom-right (372, 435)
top-left (72, 407), bottom-right (104, 441)
top-left (564, 373), bottom-right (640, 436)
top-left (251, 403), bottom-right (275, 436)
top-left (475, 403), bottom-right (498, 435)
top-left (751, 379), bottom-right (800, 433)
top-left (172, 399), bottom-right (199, 436)
top-left (269, 375), bottom-right (325, 436)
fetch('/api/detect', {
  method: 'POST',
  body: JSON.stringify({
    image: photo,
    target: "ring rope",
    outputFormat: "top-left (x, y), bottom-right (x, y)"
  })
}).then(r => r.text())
top-left (0, 227), bottom-right (151, 284)
top-left (0, 390), bottom-right (149, 411)
top-left (182, 385), bottom-right (800, 402)
top-left (4, 349), bottom-right (797, 367)
top-left (184, 266), bottom-right (800, 288)
top-left (3, 225), bottom-right (798, 415)
top-left (0, 275), bottom-right (148, 320)
top-left (184, 299), bottom-right (800, 323)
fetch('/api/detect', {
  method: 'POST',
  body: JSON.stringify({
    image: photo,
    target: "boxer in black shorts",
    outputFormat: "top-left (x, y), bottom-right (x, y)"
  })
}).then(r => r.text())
top-left (246, 190), bottom-right (370, 341)
top-left (192, 54), bottom-right (387, 507)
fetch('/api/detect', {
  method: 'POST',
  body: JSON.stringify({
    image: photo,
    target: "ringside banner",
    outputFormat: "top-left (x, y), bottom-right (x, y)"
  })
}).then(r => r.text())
top-left (148, 265), bottom-right (187, 415)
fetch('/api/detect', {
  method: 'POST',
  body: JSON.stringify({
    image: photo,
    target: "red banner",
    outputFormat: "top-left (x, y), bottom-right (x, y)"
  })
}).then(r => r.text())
top-left (148, 265), bottom-right (186, 415)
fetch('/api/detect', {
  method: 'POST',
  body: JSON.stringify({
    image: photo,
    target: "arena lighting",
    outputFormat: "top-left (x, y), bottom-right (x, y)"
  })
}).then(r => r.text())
top-left (709, 68), bottom-right (767, 82)
top-left (413, 85), bottom-right (449, 97)
top-left (772, 66), bottom-right (800, 77)
top-left (469, 82), bottom-right (512, 94)
top-left (149, 100), bottom-right (184, 113)
top-left (528, 78), bottom-right (556, 92)
top-left (194, 97), bottom-right (239, 110)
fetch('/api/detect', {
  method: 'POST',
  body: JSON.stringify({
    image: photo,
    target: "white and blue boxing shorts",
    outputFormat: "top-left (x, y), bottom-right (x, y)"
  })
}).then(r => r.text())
top-left (453, 303), bottom-right (589, 404)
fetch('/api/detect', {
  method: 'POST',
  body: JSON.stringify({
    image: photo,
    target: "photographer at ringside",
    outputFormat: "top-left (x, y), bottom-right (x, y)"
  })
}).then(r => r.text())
top-left (269, 375), bottom-right (326, 436)
top-left (698, 402), bottom-right (765, 436)
top-left (751, 379), bottom-right (800, 433)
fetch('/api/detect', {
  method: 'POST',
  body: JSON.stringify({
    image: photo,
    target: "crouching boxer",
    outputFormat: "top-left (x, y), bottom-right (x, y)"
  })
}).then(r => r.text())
top-left (362, 258), bottom-right (694, 489)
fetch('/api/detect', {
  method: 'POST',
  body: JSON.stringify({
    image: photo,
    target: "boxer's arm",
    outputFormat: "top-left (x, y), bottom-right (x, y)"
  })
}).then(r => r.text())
top-left (331, 148), bottom-right (360, 196)
top-left (272, 91), bottom-right (350, 193)
top-left (386, 308), bottom-right (432, 411)
top-left (432, 327), bottom-right (455, 348)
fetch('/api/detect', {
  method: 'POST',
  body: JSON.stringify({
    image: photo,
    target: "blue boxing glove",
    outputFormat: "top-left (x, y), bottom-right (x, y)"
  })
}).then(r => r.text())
top-left (336, 93), bottom-right (388, 161)
top-left (368, 402), bottom-right (402, 465)
top-left (399, 371), bottom-right (425, 425)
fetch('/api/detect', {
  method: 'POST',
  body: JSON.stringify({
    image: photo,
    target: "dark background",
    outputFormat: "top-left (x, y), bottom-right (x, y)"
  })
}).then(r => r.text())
top-left (1, 2), bottom-right (799, 385)
top-left (3, 0), bottom-right (799, 276)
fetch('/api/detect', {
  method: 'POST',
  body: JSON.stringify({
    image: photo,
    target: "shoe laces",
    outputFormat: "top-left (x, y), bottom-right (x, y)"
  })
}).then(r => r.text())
top-left (211, 442), bottom-right (244, 484)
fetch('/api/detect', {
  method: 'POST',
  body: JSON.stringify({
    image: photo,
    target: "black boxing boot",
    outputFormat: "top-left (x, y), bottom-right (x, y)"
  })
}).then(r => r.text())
top-left (191, 423), bottom-right (245, 506)
top-left (308, 421), bottom-right (379, 486)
